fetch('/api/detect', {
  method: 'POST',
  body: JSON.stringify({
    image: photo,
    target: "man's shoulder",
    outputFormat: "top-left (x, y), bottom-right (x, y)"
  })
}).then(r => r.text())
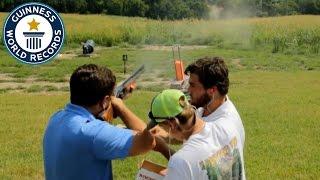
top-left (49, 109), bottom-right (111, 136)
top-left (203, 99), bottom-right (242, 126)
top-left (49, 110), bottom-right (86, 127)
top-left (168, 152), bottom-right (190, 168)
top-left (50, 108), bottom-right (86, 122)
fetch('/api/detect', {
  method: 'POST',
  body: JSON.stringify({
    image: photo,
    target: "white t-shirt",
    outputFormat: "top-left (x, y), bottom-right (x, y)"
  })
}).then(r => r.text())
top-left (164, 97), bottom-right (246, 180)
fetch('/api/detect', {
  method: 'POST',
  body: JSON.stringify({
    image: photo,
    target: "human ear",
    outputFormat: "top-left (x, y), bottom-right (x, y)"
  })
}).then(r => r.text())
top-left (206, 86), bottom-right (216, 96)
top-left (179, 96), bottom-right (189, 107)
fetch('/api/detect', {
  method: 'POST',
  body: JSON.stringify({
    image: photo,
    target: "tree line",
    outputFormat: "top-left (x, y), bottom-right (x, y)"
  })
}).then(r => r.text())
top-left (211, 0), bottom-right (320, 17)
top-left (1, 0), bottom-right (320, 20)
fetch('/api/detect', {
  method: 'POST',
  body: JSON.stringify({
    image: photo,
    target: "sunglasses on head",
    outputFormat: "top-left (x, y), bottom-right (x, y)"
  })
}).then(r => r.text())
top-left (148, 111), bottom-right (176, 124)
top-left (147, 111), bottom-right (174, 129)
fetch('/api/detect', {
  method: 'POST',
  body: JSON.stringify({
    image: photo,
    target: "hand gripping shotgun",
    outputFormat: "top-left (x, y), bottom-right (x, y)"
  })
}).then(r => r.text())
top-left (101, 65), bottom-right (145, 121)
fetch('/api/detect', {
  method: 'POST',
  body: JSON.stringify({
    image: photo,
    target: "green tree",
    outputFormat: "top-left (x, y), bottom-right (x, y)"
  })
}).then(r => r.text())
top-left (298, 0), bottom-right (320, 14)
top-left (186, 0), bottom-right (209, 19)
top-left (125, 0), bottom-right (149, 17)
top-left (105, 0), bottom-right (124, 15)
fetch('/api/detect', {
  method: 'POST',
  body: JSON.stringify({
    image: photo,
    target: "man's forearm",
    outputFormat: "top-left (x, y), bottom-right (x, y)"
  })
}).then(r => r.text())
top-left (111, 96), bottom-right (146, 131)
top-left (129, 129), bottom-right (155, 156)
top-left (117, 104), bottom-right (146, 131)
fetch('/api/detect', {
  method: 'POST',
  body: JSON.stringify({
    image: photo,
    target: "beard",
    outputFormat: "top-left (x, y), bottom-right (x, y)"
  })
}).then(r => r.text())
top-left (191, 92), bottom-right (212, 108)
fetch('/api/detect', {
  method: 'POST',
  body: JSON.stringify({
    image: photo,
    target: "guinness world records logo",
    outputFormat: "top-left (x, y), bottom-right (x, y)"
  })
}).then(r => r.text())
top-left (3, 2), bottom-right (65, 65)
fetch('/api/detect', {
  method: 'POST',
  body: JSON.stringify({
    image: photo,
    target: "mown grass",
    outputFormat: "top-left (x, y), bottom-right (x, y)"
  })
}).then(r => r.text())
top-left (0, 45), bottom-right (319, 88)
top-left (0, 71), bottom-right (319, 179)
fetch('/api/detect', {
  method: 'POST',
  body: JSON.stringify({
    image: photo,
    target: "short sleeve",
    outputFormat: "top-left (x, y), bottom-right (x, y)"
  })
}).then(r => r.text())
top-left (164, 157), bottom-right (191, 180)
top-left (92, 123), bottom-right (134, 160)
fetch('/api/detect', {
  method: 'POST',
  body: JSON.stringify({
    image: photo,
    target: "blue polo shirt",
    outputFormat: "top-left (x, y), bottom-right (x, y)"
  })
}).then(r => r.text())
top-left (43, 103), bottom-right (134, 180)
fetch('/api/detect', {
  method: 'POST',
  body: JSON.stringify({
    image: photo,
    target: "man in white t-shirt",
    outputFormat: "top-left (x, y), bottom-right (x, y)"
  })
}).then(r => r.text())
top-left (163, 97), bottom-right (245, 180)
top-left (182, 56), bottom-right (246, 180)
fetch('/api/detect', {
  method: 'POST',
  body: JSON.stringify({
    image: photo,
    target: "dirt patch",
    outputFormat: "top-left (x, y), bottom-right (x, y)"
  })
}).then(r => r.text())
top-left (141, 45), bottom-right (209, 51)
top-left (56, 45), bottom-right (209, 60)
top-left (232, 59), bottom-right (244, 69)
top-left (56, 50), bottom-right (100, 60)
top-left (0, 73), bottom-right (68, 92)
top-left (135, 69), bottom-right (172, 90)
top-left (56, 46), bottom-right (112, 60)
top-left (139, 79), bottom-right (171, 88)
top-left (0, 70), bottom-right (170, 93)
top-left (0, 81), bottom-right (67, 89)
top-left (0, 73), bottom-right (16, 81)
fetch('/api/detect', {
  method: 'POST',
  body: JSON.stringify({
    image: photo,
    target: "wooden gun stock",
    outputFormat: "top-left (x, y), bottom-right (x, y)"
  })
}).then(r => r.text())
top-left (101, 102), bottom-right (115, 122)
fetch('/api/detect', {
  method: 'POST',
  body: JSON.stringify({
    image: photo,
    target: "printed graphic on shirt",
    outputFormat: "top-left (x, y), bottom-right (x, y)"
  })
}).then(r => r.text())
top-left (199, 137), bottom-right (242, 180)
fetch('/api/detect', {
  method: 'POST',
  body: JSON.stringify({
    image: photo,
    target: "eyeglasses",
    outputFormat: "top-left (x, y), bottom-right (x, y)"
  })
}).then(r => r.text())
top-left (147, 111), bottom-right (176, 129)
top-left (148, 111), bottom-right (175, 124)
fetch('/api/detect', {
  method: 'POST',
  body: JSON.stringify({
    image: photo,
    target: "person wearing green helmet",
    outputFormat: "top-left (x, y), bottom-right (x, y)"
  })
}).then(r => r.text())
top-left (148, 89), bottom-right (205, 143)
top-left (148, 89), bottom-right (208, 179)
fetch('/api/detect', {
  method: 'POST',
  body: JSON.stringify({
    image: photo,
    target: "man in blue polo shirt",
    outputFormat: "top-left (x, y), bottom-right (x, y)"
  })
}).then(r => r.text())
top-left (43, 64), bottom-right (170, 180)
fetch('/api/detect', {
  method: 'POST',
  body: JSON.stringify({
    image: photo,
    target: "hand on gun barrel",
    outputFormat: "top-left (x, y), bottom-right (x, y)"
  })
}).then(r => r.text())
top-left (100, 65), bottom-right (145, 122)
top-left (100, 83), bottom-right (136, 122)
top-left (117, 81), bottom-right (136, 99)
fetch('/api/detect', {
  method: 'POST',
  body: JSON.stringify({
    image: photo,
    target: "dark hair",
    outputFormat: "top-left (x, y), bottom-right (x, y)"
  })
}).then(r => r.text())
top-left (185, 57), bottom-right (229, 95)
top-left (70, 64), bottom-right (116, 106)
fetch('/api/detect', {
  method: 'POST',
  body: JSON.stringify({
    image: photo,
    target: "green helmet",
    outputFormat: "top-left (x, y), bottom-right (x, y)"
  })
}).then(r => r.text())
top-left (149, 89), bottom-right (187, 123)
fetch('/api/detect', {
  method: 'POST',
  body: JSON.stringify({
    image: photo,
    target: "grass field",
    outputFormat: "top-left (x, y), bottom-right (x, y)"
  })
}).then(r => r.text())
top-left (0, 13), bottom-right (320, 179)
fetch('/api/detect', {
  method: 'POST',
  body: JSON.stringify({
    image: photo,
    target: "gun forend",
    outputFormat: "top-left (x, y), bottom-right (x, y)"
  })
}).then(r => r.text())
top-left (114, 65), bottom-right (145, 98)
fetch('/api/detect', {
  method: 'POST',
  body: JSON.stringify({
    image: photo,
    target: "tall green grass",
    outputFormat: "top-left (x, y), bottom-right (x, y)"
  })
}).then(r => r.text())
top-left (1, 13), bottom-right (320, 54)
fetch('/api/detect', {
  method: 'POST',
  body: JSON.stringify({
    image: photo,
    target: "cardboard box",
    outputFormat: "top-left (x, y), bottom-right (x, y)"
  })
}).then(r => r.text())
top-left (136, 160), bottom-right (166, 180)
